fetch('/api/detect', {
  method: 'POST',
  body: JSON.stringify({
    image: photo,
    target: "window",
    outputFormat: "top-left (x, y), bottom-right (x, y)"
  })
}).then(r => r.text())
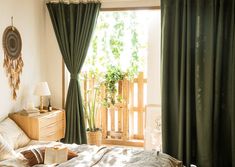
top-left (65, 10), bottom-right (161, 148)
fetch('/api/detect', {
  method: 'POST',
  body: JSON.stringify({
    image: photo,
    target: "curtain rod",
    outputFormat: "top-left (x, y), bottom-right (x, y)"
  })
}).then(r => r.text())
top-left (101, 6), bottom-right (160, 11)
top-left (46, 0), bottom-right (101, 3)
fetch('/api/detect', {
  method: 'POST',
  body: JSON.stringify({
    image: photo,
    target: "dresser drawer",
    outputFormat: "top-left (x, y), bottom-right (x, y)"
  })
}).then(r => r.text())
top-left (38, 111), bottom-right (64, 128)
top-left (40, 120), bottom-right (64, 135)
top-left (39, 129), bottom-right (64, 141)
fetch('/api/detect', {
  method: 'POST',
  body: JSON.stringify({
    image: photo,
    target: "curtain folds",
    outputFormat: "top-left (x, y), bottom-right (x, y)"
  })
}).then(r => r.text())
top-left (47, 2), bottom-right (101, 144)
top-left (161, 0), bottom-right (235, 167)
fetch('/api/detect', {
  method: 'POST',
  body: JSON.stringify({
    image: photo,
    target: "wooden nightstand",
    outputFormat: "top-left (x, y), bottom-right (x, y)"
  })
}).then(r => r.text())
top-left (10, 109), bottom-right (65, 141)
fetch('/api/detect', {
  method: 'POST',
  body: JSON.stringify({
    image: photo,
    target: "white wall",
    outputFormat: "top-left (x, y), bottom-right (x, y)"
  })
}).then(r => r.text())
top-left (44, 6), bottom-right (64, 109)
top-left (0, 0), bottom-right (46, 120)
top-left (145, 10), bottom-right (161, 150)
top-left (147, 11), bottom-right (161, 106)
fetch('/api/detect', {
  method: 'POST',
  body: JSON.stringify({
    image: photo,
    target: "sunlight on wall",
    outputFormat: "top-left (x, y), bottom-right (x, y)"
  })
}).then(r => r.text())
top-left (145, 10), bottom-right (161, 151)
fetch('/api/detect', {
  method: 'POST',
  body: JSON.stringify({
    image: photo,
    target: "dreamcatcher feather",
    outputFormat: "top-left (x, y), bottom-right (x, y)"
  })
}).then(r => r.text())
top-left (2, 26), bottom-right (24, 100)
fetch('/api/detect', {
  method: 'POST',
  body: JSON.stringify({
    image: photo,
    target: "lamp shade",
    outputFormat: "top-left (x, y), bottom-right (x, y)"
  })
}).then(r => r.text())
top-left (34, 82), bottom-right (51, 96)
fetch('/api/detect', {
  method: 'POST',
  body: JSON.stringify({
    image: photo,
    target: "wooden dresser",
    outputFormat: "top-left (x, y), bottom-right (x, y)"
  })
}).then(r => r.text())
top-left (10, 109), bottom-right (65, 141)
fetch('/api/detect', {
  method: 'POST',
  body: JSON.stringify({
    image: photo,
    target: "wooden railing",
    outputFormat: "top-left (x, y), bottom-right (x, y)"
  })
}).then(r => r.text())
top-left (80, 72), bottom-right (147, 147)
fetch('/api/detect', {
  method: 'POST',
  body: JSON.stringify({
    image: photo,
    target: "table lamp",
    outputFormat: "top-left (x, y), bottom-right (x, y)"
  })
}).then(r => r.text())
top-left (34, 82), bottom-right (51, 112)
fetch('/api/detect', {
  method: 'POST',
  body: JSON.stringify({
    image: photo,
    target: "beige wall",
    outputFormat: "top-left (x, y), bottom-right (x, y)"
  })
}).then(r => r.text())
top-left (147, 10), bottom-right (161, 106)
top-left (145, 10), bottom-right (161, 150)
top-left (0, 0), bottom-right (46, 120)
top-left (44, 6), bottom-right (64, 109)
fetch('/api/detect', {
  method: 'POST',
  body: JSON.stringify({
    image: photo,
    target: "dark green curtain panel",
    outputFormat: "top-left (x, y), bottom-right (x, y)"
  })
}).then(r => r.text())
top-left (46, 2), bottom-right (101, 144)
top-left (161, 0), bottom-right (235, 167)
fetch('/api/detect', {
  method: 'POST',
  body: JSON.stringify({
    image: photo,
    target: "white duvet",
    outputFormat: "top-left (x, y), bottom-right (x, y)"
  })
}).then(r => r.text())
top-left (0, 141), bottom-right (182, 167)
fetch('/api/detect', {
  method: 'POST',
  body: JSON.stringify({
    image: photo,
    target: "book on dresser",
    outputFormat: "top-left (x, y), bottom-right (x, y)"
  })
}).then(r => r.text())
top-left (20, 108), bottom-right (40, 116)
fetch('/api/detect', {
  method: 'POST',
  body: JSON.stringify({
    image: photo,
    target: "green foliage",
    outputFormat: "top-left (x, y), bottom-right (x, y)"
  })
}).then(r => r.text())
top-left (84, 11), bottom-right (145, 75)
top-left (83, 87), bottom-right (100, 132)
top-left (109, 13), bottom-right (124, 62)
top-left (83, 11), bottom-right (146, 107)
top-left (103, 66), bottom-right (125, 107)
top-left (128, 12), bottom-right (141, 80)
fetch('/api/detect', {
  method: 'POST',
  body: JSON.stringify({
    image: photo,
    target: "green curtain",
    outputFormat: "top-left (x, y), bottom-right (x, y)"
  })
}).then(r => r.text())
top-left (46, 2), bottom-right (101, 144)
top-left (161, 0), bottom-right (235, 167)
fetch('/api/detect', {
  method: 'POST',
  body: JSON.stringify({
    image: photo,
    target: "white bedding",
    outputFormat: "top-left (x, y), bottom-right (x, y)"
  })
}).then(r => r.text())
top-left (0, 141), bottom-right (182, 167)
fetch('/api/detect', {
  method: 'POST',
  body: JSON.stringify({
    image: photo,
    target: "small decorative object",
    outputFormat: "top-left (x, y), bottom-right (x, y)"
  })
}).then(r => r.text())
top-left (20, 102), bottom-right (40, 116)
top-left (2, 17), bottom-right (23, 100)
top-left (44, 146), bottom-right (68, 165)
top-left (26, 102), bottom-right (35, 110)
top-left (33, 82), bottom-right (51, 112)
top-left (48, 99), bottom-right (52, 112)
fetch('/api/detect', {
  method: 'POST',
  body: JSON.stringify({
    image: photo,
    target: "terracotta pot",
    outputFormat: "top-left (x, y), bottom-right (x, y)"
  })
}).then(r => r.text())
top-left (86, 131), bottom-right (102, 146)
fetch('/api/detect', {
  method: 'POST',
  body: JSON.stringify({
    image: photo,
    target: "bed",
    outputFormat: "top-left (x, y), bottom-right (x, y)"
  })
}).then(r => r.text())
top-left (0, 117), bottom-right (182, 167)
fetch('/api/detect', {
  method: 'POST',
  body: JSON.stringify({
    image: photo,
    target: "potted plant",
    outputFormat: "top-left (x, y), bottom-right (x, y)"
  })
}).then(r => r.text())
top-left (103, 65), bottom-right (125, 108)
top-left (83, 86), bottom-right (102, 145)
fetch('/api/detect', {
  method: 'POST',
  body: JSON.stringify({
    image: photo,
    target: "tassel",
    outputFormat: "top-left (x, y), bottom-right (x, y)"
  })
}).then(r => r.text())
top-left (3, 56), bottom-right (24, 100)
top-left (13, 90), bottom-right (17, 100)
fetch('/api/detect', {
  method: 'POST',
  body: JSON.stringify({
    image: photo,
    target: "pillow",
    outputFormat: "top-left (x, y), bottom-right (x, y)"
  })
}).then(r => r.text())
top-left (0, 118), bottom-right (30, 149)
top-left (0, 134), bottom-right (17, 161)
top-left (0, 157), bottom-right (28, 167)
top-left (68, 149), bottom-right (78, 159)
top-left (20, 147), bottom-right (78, 166)
top-left (20, 148), bottom-right (44, 166)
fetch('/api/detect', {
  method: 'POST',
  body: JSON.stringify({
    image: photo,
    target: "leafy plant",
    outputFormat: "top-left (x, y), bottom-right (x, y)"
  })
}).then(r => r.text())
top-left (83, 11), bottom-right (146, 108)
top-left (83, 11), bottom-right (145, 76)
top-left (103, 65), bottom-right (125, 107)
top-left (83, 87), bottom-right (100, 132)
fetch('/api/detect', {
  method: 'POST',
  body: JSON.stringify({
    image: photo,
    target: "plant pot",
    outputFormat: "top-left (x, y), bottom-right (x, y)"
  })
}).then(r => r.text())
top-left (86, 130), bottom-right (102, 146)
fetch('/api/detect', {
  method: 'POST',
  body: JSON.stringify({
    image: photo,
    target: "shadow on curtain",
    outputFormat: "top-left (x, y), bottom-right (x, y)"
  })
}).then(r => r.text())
top-left (161, 0), bottom-right (235, 167)
top-left (46, 2), bottom-right (101, 144)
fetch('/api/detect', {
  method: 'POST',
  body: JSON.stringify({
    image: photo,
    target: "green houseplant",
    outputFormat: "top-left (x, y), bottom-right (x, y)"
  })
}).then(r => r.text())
top-left (103, 65), bottom-right (125, 108)
top-left (83, 86), bottom-right (102, 145)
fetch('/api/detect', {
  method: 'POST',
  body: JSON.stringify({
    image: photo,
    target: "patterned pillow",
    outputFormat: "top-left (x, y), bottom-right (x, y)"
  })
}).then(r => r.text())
top-left (0, 118), bottom-right (30, 149)
top-left (68, 150), bottom-right (78, 159)
top-left (0, 134), bottom-right (17, 161)
top-left (20, 148), bottom-right (44, 166)
top-left (21, 147), bottom-right (78, 166)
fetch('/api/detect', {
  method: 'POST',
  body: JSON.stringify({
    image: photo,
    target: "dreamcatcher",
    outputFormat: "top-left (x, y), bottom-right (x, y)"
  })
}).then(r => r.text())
top-left (2, 17), bottom-right (24, 100)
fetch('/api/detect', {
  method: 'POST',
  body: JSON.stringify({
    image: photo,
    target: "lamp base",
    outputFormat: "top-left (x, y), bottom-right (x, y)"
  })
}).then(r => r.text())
top-left (39, 96), bottom-right (46, 112)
